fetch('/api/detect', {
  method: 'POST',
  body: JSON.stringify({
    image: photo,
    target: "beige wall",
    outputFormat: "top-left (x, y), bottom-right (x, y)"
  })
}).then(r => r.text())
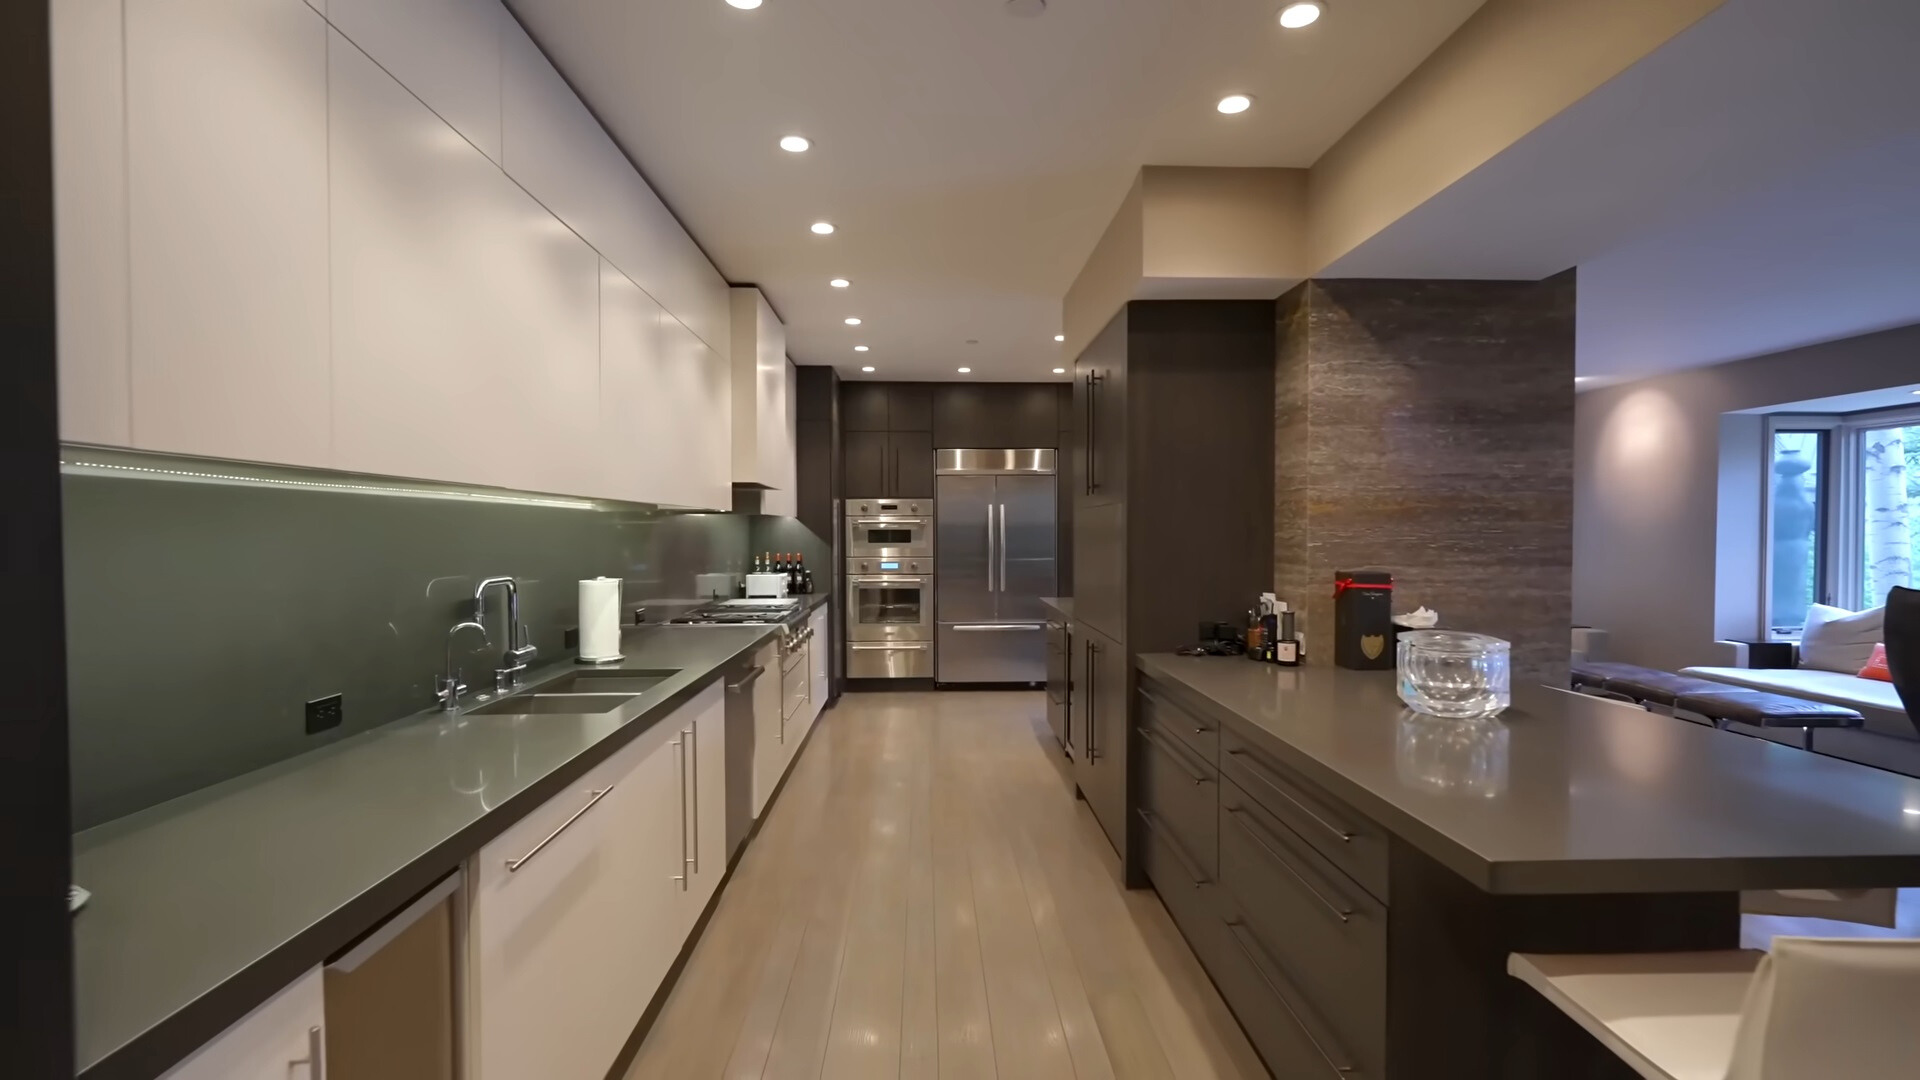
top-left (1061, 167), bottom-right (1308, 357)
top-left (1307, 0), bottom-right (1724, 271)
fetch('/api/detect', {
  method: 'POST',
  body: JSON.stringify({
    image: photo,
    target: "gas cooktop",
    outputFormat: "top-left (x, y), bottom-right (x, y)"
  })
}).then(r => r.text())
top-left (669, 599), bottom-right (803, 625)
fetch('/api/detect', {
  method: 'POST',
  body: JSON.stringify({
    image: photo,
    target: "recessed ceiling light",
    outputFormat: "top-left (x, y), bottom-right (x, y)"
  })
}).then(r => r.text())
top-left (1911, 389), bottom-right (1920, 396)
top-left (830, 278), bottom-right (850, 288)
top-left (778, 135), bottom-right (810, 153)
top-left (1053, 367), bottom-right (1066, 374)
top-left (1278, 2), bottom-right (1323, 29)
top-left (1905, 806), bottom-right (1920, 815)
top-left (1217, 94), bottom-right (1253, 115)
top-left (726, 0), bottom-right (762, 8)
top-left (861, 365), bottom-right (876, 373)
top-left (854, 345), bottom-right (869, 352)
top-left (810, 221), bottom-right (835, 235)
top-left (1054, 334), bottom-right (1066, 342)
top-left (957, 367), bottom-right (972, 374)
top-left (844, 317), bottom-right (862, 326)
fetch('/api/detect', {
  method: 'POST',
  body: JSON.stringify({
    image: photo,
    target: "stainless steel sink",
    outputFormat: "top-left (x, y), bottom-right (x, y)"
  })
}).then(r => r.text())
top-left (533, 669), bottom-right (676, 696)
top-left (463, 669), bottom-right (677, 716)
top-left (468, 693), bottom-right (637, 716)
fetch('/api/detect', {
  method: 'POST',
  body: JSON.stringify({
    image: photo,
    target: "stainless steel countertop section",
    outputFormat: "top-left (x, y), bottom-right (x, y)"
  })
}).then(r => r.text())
top-left (1136, 655), bottom-right (1920, 896)
top-left (1040, 596), bottom-right (1073, 621)
top-left (74, 621), bottom-right (782, 1080)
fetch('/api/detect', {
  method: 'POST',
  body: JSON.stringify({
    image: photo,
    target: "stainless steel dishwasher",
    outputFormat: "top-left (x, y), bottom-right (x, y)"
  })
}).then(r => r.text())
top-left (723, 655), bottom-right (766, 859)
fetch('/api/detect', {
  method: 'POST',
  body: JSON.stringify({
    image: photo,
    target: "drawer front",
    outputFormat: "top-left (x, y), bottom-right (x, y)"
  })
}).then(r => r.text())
top-left (1220, 728), bottom-right (1388, 902)
top-left (1138, 681), bottom-right (1218, 765)
top-left (1211, 906), bottom-right (1369, 1080)
top-left (1139, 808), bottom-right (1230, 977)
top-left (1137, 711), bottom-right (1218, 882)
top-left (1220, 780), bottom-right (1385, 1073)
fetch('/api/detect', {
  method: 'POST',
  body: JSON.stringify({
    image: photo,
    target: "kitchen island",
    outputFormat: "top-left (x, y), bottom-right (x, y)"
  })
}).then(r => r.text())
top-left (1133, 654), bottom-right (1920, 1079)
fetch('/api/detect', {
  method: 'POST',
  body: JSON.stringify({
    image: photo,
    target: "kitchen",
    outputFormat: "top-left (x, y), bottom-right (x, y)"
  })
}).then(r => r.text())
top-left (19, 1), bottom-right (1920, 1079)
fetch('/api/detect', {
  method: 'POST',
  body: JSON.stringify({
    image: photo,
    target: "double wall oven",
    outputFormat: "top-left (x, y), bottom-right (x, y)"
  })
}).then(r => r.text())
top-left (845, 499), bottom-right (933, 679)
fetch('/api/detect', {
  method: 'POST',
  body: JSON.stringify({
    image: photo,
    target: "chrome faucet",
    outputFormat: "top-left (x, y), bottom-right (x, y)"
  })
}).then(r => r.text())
top-left (474, 576), bottom-right (538, 692)
top-left (438, 620), bottom-right (489, 711)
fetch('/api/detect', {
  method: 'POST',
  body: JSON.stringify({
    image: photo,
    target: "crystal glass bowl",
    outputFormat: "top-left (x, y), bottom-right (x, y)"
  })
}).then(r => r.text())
top-left (1396, 630), bottom-right (1511, 719)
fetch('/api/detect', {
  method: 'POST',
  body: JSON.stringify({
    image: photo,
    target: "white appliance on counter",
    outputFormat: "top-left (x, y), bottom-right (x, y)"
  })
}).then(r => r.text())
top-left (744, 573), bottom-right (790, 599)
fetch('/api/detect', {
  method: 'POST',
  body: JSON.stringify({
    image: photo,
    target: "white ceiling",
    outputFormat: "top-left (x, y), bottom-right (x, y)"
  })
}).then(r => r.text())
top-left (1312, 0), bottom-right (1920, 385)
top-left (506, 0), bottom-right (1485, 380)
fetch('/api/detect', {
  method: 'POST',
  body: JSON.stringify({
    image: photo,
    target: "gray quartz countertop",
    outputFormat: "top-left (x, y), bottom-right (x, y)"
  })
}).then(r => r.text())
top-left (1040, 596), bottom-right (1073, 620)
top-left (1137, 654), bottom-right (1920, 896)
top-left (73, 621), bottom-right (784, 1080)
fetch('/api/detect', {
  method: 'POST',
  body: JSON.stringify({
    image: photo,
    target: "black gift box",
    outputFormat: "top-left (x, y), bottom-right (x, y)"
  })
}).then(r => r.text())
top-left (1333, 569), bottom-right (1395, 670)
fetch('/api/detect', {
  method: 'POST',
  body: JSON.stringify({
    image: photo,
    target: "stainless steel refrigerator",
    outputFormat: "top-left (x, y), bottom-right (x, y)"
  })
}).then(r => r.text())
top-left (935, 449), bottom-right (1058, 684)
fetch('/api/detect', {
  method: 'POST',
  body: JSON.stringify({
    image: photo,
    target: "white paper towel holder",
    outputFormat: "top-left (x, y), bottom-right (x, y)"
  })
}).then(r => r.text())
top-left (574, 651), bottom-right (626, 665)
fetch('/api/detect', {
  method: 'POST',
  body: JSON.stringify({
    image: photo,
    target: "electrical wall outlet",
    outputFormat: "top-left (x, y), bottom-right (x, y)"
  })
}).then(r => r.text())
top-left (305, 693), bottom-right (343, 735)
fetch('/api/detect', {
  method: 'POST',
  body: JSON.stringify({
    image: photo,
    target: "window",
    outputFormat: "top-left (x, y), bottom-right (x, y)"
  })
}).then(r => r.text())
top-left (1768, 429), bottom-right (1827, 636)
top-left (1858, 420), bottom-right (1918, 607)
top-left (1763, 407), bottom-right (1919, 638)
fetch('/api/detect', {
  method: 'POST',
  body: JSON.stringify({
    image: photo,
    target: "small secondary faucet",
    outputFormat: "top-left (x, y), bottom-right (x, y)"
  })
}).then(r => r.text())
top-left (474, 576), bottom-right (538, 692)
top-left (438, 620), bottom-right (489, 711)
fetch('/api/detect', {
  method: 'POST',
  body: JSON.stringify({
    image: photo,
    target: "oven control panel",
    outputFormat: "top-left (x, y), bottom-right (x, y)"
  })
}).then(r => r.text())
top-left (849, 500), bottom-right (926, 516)
top-left (849, 559), bottom-right (928, 575)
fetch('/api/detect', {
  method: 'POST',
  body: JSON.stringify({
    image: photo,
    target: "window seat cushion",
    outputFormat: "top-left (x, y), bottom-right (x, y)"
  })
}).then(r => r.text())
top-left (1681, 667), bottom-right (1912, 740)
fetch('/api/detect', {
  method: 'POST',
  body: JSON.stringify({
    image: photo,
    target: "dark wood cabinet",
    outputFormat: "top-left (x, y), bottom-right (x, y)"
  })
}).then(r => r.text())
top-left (843, 430), bottom-right (932, 498)
top-left (887, 383), bottom-right (932, 431)
top-left (1071, 623), bottom-right (1129, 859)
top-left (842, 383), bottom-right (890, 432)
top-left (843, 430), bottom-right (888, 497)
top-left (889, 431), bottom-right (935, 497)
top-left (1073, 313), bottom-right (1129, 508)
top-left (931, 383), bottom-right (1060, 448)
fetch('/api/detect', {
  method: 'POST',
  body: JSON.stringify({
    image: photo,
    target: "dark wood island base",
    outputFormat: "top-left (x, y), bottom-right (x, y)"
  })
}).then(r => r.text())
top-left (1128, 655), bottom-right (1920, 1080)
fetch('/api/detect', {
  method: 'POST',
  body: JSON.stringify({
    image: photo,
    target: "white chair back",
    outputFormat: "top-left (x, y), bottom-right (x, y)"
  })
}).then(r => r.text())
top-left (1725, 937), bottom-right (1920, 1079)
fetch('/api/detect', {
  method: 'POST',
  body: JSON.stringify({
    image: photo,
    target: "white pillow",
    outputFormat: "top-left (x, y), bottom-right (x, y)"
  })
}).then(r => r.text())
top-left (1798, 604), bottom-right (1884, 674)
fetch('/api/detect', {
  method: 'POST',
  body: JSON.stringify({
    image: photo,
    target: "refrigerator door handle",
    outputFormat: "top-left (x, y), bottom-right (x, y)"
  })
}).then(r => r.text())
top-left (985, 501), bottom-right (996, 594)
top-left (998, 502), bottom-right (1008, 593)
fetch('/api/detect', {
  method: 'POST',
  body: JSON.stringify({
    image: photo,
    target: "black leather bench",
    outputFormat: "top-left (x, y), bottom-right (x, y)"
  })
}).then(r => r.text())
top-left (1672, 688), bottom-right (1866, 751)
top-left (1571, 662), bottom-right (1735, 709)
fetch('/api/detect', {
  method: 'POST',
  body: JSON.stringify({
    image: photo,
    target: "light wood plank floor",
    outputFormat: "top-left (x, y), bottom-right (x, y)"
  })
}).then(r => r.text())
top-left (626, 691), bottom-right (1267, 1080)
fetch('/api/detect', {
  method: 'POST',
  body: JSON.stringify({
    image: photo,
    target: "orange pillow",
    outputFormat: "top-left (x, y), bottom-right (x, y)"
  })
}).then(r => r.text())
top-left (1859, 644), bottom-right (1893, 682)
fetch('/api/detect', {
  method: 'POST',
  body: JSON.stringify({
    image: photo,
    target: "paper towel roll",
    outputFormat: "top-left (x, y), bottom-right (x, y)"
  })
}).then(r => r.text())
top-left (578, 577), bottom-right (623, 661)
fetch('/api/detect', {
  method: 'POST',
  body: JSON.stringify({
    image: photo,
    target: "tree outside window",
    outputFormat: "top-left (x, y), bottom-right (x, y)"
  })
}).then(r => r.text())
top-left (1861, 423), bottom-right (1916, 607)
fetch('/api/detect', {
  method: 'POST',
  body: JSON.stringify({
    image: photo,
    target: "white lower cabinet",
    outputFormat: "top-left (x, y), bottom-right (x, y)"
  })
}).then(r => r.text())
top-left (466, 687), bottom-right (719, 1080)
top-left (751, 644), bottom-right (784, 819)
top-left (161, 967), bottom-right (324, 1080)
top-left (677, 684), bottom-right (728, 930)
top-left (808, 606), bottom-right (830, 729)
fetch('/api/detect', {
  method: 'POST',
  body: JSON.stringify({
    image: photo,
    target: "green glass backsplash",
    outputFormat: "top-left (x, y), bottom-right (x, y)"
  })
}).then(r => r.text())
top-left (62, 460), bottom-right (821, 829)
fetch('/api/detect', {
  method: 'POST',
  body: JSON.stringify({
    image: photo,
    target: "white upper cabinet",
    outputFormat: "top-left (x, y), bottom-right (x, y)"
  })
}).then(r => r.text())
top-left (326, 0), bottom-right (503, 163)
top-left (600, 264), bottom-right (733, 510)
top-left (328, 29), bottom-right (599, 495)
top-left (52, 0), bottom-right (131, 446)
top-left (124, 0), bottom-right (332, 467)
top-left (731, 288), bottom-right (797, 501)
top-left (500, 17), bottom-right (729, 359)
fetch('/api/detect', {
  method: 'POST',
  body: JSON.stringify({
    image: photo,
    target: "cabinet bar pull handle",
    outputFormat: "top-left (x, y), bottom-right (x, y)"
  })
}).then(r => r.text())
top-left (1226, 749), bottom-right (1356, 842)
top-left (1138, 726), bottom-right (1208, 785)
top-left (1226, 807), bottom-right (1354, 924)
top-left (674, 736), bottom-right (689, 889)
top-left (1138, 687), bottom-right (1212, 736)
top-left (1136, 808), bottom-right (1206, 888)
top-left (291, 1025), bottom-right (325, 1078)
top-left (505, 785), bottom-right (616, 872)
top-left (1224, 921), bottom-right (1355, 1077)
top-left (687, 722), bottom-right (700, 875)
top-left (1084, 642), bottom-right (1098, 759)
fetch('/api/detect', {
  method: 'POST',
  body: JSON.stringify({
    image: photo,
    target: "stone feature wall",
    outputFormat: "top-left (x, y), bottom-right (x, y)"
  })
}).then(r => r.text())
top-left (1274, 276), bottom-right (1576, 687)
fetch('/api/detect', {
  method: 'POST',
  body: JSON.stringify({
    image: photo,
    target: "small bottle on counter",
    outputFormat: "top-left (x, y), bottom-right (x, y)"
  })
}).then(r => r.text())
top-left (1245, 605), bottom-right (1268, 661)
top-left (799, 556), bottom-right (814, 595)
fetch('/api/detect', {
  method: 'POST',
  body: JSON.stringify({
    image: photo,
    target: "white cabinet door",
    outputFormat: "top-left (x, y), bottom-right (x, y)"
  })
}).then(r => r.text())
top-left (52, 0), bottom-right (131, 446)
top-left (751, 647), bottom-right (783, 818)
top-left (500, 19), bottom-right (729, 358)
top-left (760, 357), bottom-right (800, 518)
top-left (162, 967), bottom-right (323, 1080)
top-left (673, 684), bottom-right (728, 930)
top-left (125, 0), bottom-right (330, 467)
top-left (731, 288), bottom-right (796, 496)
top-left (326, 0), bottom-right (503, 163)
top-left (328, 31), bottom-right (599, 495)
top-left (598, 262), bottom-right (673, 504)
top-left (808, 606), bottom-right (830, 727)
top-left (661, 313), bottom-right (734, 511)
top-left (467, 713), bottom-right (681, 1080)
